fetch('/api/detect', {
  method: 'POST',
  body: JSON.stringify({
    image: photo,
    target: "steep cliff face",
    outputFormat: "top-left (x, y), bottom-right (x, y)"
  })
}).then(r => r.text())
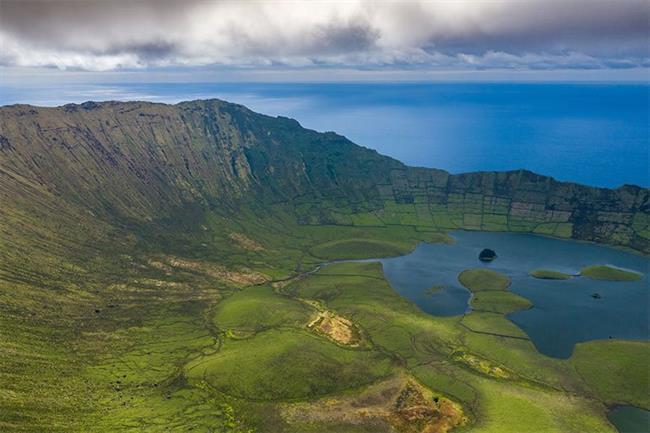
top-left (1, 99), bottom-right (648, 256)
top-left (378, 168), bottom-right (650, 252)
top-left (1, 100), bottom-right (257, 222)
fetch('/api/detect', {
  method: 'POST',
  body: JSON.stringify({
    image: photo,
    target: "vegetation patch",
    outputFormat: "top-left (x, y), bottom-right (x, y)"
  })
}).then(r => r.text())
top-left (466, 376), bottom-right (614, 433)
top-left (458, 269), bottom-right (511, 292)
top-left (460, 312), bottom-right (529, 339)
top-left (530, 269), bottom-right (573, 280)
top-left (580, 265), bottom-right (643, 281)
top-left (310, 238), bottom-right (408, 260)
top-left (212, 285), bottom-right (312, 333)
top-left (185, 329), bottom-right (394, 401)
top-left (570, 340), bottom-right (650, 409)
top-left (424, 284), bottom-right (446, 295)
top-left (470, 291), bottom-right (532, 314)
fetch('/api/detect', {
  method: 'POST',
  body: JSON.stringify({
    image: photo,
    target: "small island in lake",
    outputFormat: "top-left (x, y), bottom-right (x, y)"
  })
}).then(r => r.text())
top-left (458, 268), bottom-right (511, 292)
top-left (478, 248), bottom-right (497, 262)
top-left (580, 265), bottom-right (643, 281)
top-left (530, 269), bottom-right (573, 280)
top-left (424, 285), bottom-right (446, 296)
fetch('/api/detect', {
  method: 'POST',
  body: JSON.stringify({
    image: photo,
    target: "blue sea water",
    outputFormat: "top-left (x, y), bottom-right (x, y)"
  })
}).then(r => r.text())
top-left (1, 82), bottom-right (647, 188)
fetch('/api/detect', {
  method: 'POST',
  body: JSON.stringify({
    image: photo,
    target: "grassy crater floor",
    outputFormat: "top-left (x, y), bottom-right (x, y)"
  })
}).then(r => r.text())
top-left (1, 224), bottom-right (648, 433)
top-left (309, 232), bottom-right (451, 261)
top-left (185, 328), bottom-right (394, 401)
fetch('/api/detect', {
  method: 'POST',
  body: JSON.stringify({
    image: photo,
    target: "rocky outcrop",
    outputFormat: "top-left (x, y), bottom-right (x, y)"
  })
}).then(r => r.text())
top-left (479, 249), bottom-right (497, 262)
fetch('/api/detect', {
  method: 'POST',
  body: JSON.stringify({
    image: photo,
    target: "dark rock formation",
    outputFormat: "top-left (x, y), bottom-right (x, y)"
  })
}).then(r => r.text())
top-left (479, 249), bottom-right (497, 262)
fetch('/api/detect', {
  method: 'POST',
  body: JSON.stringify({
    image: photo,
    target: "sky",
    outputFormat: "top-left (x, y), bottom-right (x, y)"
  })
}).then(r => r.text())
top-left (0, 0), bottom-right (649, 83)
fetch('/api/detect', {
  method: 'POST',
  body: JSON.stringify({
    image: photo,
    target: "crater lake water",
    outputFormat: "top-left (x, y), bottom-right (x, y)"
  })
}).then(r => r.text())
top-left (378, 231), bottom-right (649, 359)
top-left (1, 82), bottom-right (647, 188)
top-left (608, 406), bottom-right (650, 433)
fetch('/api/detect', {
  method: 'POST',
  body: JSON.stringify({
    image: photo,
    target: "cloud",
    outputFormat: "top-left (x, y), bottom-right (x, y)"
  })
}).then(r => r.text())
top-left (0, 0), bottom-right (647, 71)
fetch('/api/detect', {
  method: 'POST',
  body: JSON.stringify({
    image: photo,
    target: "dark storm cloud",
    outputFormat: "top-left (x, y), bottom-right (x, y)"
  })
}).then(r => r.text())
top-left (422, 1), bottom-right (649, 57)
top-left (308, 21), bottom-right (379, 55)
top-left (0, 0), bottom-right (647, 71)
top-left (103, 41), bottom-right (178, 60)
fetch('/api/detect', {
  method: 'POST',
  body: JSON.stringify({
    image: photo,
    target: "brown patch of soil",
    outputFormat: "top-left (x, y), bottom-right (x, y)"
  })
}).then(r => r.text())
top-left (147, 257), bottom-right (269, 286)
top-left (282, 374), bottom-right (466, 433)
top-left (453, 352), bottom-right (513, 380)
top-left (308, 310), bottom-right (361, 346)
top-left (228, 232), bottom-right (264, 251)
top-left (146, 259), bottom-right (173, 274)
top-left (390, 381), bottom-right (465, 433)
top-left (271, 279), bottom-right (291, 290)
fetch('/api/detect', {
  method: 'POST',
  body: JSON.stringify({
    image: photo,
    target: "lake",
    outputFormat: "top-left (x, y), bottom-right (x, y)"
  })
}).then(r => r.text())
top-left (608, 406), bottom-right (650, 433)
top-left (1, 82), bottom-right (647, 188)
top-left (378, 231), bottom-right (649, 359)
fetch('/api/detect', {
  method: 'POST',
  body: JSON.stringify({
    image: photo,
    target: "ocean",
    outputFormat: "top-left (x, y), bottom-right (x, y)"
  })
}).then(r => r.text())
top-left (1, 82), bottom-right (647, 188)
